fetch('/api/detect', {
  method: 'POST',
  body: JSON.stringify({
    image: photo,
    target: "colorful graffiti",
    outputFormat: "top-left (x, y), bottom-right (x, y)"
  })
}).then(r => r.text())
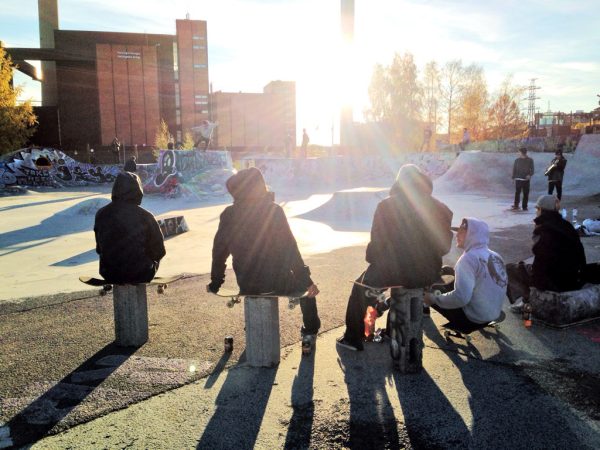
top-left (0, 148), bottom-right (120, 189)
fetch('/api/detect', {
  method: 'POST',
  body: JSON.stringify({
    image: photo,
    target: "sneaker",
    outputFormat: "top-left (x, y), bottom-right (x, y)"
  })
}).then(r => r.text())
top-left (522, 207), bottom-right (528, 211)
top-left (510, 205), bottom-right (519, 210)
top-left (510, 298), bottom-right (524, 314)
top-left (336, 336), bottom-right (363, 351)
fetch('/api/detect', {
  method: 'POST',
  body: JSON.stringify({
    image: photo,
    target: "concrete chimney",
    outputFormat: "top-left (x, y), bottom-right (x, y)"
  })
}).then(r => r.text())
top-left (38, 0), bottom-right (59, 106)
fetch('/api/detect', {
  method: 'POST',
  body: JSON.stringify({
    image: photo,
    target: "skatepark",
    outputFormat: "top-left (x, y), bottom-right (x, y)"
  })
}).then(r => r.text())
top-left (1, 136), bottom-right (600, 448)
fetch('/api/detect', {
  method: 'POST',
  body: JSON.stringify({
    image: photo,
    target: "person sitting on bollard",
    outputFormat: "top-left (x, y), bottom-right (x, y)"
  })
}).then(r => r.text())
top-left (207, 167), bottom-right (321, 344)
top-left (336, 164), bottom-right (453, 351)
top-left (124, 155), bottom-right (137, 173)
top-left (94, 172), bottom-right (166, 284)
top-left (507, 195), bottom-right (586, 313)
top-left (424, 217), bottom-right (507, 330)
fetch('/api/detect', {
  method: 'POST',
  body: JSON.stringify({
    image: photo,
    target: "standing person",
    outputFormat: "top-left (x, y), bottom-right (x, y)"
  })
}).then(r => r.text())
top-left (336, 164), bottom-right (453, 351)
top-left (423, 218), bottom-right (507, 330)
top-left (207, 167), bottom-right (321, 344)
top-left (511, 147), bottom-right (534, 211)
top-left (124, 155), bottom-right (137, 173)
top-left (94, 172), bottom-right (166, 284)
top-left (507, 195), bottom-right (586, 312)
top-left (421, 126), bottom-right (433, 151)
top-left (301, 128), bottom-right (309, 159)
top-left (545, 148), bottom-right (567, 200)
top-left (111, 137), bottom-right (121, 164)
top-left (459, 128), bottom-right (471, 151)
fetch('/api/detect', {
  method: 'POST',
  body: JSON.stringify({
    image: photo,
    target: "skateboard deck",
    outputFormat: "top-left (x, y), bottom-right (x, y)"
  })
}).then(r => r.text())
top-left (442, 311), bottom-right (506, 344)
top-left (212, 290), bottom-right (309, 309)
top-left (79, 275), bottom-right (183, 295)
top-left (351, 280), bottom-right (404, 303)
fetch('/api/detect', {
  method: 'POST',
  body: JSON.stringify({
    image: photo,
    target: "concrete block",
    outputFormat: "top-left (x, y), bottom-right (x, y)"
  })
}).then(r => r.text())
top-left (113, 284), bottom-right (149, 347)
top-left (388, 288), bottom-right (424, 374)
top-left (530, 285), bottom-right (600, 327)
top-left (244, 296), bottom-right (280, 367)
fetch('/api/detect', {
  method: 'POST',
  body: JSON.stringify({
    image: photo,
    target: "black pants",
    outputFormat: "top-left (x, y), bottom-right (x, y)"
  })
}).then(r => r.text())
top-left (342, 266), bottom-right (388, 348)
top-left (430, 304), bottom-right (483, 332)
top-left (548, 181), bottom-right (563, 200)
top-left (514, 180), bottom-right (530, 209)
top-left (506, 262), bottom-right (533, 303)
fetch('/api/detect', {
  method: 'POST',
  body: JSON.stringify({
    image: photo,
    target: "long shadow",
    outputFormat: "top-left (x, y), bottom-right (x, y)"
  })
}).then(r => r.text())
top-left (338, 345), bottom-right (402, 448)
top-left (203, 352), bottom-right (231, 389)
top-left (0, 193), bottom-right (102, 213)
top-left (422, 318), bottom-right (594, 448)
top-left (51, 248), bottom-right (98, 267)
top-left (5, 343), bottom-right (136, 448)
top-left (283, 346), bottom-right (316, 449)
top-left (197, 355), bottom-right (278, 449)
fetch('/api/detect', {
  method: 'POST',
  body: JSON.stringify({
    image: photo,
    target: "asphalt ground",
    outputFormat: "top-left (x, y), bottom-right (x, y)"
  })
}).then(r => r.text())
top-left (1, 197), bottom-right (600, 448)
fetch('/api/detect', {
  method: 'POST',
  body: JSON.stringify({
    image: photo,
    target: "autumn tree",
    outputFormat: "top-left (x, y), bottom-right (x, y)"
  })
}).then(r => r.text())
top-left (422, 60), bottom-right (440, 133)
top-left (182, 131), bottom-right (195, 150)
top-left (486, 77), bottom-right (527, 140)
top-left (439, 60), bottom-right (465, 143)
top-left (366, 52), bottom-right (422, 151)
top-left (456, 64), bottom-right (488, 140)
top-left (154, 118), bottom-right (173, 149)
top-left (0, 47), bottom-right (37, 154)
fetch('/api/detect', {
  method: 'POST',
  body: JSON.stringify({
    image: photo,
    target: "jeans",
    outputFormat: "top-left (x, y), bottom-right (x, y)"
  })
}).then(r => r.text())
top-left (548, 181), bottom-right (563, 200)
top-left (514, 180), bottom-right (530, 209)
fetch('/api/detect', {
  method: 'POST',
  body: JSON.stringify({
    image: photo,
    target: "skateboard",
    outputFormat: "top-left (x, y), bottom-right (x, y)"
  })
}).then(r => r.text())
top-left (351, 280), bottom-right (404, 304)
top-left (442, 311), bottom-right (506, 344)
top-left (79, 275), bottom-right (183, 295)
top-left (211, 290), bottom-right (310, 310)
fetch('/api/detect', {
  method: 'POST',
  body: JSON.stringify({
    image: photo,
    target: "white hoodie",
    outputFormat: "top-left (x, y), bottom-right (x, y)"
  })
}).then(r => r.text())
top-left (433, 218), bottom-right (507, 323)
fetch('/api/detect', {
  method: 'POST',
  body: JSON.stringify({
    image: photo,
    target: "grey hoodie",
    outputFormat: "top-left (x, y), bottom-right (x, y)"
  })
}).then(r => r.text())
top-left (433, 218), bottom-right (507, 323)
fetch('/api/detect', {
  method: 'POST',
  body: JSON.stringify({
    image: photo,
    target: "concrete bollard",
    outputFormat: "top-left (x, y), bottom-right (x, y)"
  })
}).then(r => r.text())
top-left (113, 284), bottom-right (149, 347)
top-left (388, 288), bottom-right (424, 373)
top-left (244, 296), bottom-right (280, 367)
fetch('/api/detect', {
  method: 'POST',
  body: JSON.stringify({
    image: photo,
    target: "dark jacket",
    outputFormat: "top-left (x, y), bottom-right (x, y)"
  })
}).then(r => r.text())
top-left (532, 210), bottom-right (586, 292)
top-left (365, 165), bottom-right (453, 288)
top-left (512, 156), bottom-right (534, 180)
top-left (94, 172), bottom-right (166, 283)
top-left (545, 155), bottom-right (566, 182)
top-left (210, 167), bottom-right (312, 294)
top-left (124, 158), bottom-right (137, 172)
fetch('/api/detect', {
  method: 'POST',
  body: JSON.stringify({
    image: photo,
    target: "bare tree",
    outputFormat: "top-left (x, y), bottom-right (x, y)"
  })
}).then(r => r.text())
top-left (456, 64), bottom-right (488, 140)
top-left (439, 60), bottom-right (465, 143)
top-left (422, 60), bottom-right (440, 133)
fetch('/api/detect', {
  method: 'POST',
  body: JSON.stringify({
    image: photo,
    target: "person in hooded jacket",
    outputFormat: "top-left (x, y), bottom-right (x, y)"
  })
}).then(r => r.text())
top-left (207, 167), bottom-right (321, 339)
top-left (94, 172), bottom-right (166, 284)
top-left (337, 164), bottom-right (453, 351)
top-left (424, 217), bottom-right (507, 330)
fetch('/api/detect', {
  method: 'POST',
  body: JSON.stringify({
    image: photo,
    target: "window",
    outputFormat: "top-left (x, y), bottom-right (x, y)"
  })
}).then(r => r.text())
top-left (176, 110), bottom-right (181, 125)
top-left (192, 45), bottom-right (206, 50)
top-left (194, 64), bottom-right (207, 69)
top-left (192, 35), bottom-right (204, 40)
top-left (195, 100), bottom-right (209, 105)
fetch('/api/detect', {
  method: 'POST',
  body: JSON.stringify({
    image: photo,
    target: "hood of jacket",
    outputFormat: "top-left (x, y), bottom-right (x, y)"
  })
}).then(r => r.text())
top-left (111, 172), bottom-right (144, 205)
top-left (226, 167), bottom-right (272, 202)
top-left (463, 217), bottom-right (490, 251)
top-left (390, 164), bottom-right (433, 197)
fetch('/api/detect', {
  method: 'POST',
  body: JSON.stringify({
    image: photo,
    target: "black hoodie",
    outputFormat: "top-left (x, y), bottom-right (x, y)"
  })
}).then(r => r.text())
top-left (210, 167), bottom-right (312, 293)
top-left (365, 164), bottom-right (453, 288)
top-left (94, 172), bottom-right (166, 283)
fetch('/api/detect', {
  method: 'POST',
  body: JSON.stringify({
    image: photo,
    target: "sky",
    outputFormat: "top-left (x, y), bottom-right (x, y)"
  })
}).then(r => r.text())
top-left (1, 0), bottom-right (599, 144)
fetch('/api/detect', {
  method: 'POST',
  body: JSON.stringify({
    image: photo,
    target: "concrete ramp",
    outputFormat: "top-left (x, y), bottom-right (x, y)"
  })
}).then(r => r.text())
top-left (575, 134), bottom-right (600, 158)
top-left (297, 187), bottom-right (387, 230)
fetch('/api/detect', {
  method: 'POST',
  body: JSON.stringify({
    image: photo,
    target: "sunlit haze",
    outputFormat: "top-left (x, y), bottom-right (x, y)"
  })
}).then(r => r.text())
top-left (2, 0), bottom-right (599, 144)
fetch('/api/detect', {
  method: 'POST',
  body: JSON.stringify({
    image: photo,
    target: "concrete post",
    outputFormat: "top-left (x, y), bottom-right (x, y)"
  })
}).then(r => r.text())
top-left (388, 288), bottom-right (424, 373)
top-left (244, 296), bottom-right (280, 367)
top-left (113, 284), bottom-right (149, 347)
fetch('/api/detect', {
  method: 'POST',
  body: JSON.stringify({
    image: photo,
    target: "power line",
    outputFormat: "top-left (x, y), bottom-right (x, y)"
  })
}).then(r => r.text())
top-left (524, 78), bottom-right (541, 127)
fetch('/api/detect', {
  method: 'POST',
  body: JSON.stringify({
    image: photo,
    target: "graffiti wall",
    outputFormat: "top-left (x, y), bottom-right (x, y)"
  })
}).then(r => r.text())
top-left (0, 148), bottom-right (120, 189)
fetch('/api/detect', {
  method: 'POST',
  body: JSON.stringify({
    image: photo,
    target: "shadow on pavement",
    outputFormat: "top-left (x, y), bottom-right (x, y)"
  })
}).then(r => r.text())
top-left (5, 343), bottom-right (136, 448)
top-left (203, 352), bottom-right (231, 390)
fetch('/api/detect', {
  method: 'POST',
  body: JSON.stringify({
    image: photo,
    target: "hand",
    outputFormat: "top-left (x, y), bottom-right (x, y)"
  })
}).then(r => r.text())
top-left (423, 292), bottom-right (434, 306)
top-left (306, 283), bottom-right (319, 297)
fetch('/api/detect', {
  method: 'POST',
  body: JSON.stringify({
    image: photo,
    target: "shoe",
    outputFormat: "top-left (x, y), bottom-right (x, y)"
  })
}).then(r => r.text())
top-left (522, 207), bottom-right (528, 211)
top-left (336, 336), bottom-right (363, 351)
top-left (510, 298), bottom-right (524, 314)
top-left (510, 205), bottom-right (519, 210)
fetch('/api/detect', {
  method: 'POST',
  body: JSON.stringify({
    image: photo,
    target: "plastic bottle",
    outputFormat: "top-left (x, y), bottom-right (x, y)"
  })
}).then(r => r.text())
top-left (364, 306), bottom-right (377, 341)
top-left (561, 208), bottom-right (567, 220)
top-left (572, 208), bottom-right (578, 226)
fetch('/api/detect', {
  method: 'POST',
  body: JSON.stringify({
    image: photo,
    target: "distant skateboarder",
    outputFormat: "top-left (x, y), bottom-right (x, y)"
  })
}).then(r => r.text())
top-left (300, 128), bottom-right (309, 159)
top-left (336, 164), bottom-right (453, 351)
top-left (94, 172), bottom-right (166, 284)
top-left (124, 156), bottom-right (137, 173)
top-left (459, 128), bottom-right (470, 151)
top-left (207, 167), bottom-right (321, 344)
top-left (511, 147), bottom-right (534, 211)
top-left (545, 147), bottom-right (567, 200)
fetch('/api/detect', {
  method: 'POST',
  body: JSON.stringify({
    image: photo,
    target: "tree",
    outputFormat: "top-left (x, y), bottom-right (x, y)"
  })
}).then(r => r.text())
top-left (366, 52), bottom-right (423, 151)
top-left (486, 77), bottom-right (527, 140)
top-left (154, 118), bottom-right (173, 149)
top-left (456, 64), bottom-right (488, 140)
top-left (182, 131), bottom-right (194, 150)
top-left (0, 47), bottom-right (37, 154)
top-left (439, 60), bottom-right (465, 142)
top-left (422, 60), bottom-right (440, 133)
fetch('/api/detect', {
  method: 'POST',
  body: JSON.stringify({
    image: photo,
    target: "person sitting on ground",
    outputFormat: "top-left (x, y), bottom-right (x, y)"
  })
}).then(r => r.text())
top-left (424, 218), bottom-right (507, 330)
top-left (94, 172), bottom-right (166, 284)
top-left (337, 164), bottom-right (453, 351)
top-left (506, 194), bottom-right (586, 312)
top-left (124, 155), bottom-right (137, 173)
top-left (207, 167), bottom-right (321, 343)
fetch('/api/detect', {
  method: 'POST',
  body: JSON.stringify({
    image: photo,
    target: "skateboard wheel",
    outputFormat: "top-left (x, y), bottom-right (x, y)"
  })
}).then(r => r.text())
top-left (157, 285), bottom-right (165, 294)
top-left (465, 335), bottom-right (472, 344)
top-left (288, 302), bottom-right (296, 310)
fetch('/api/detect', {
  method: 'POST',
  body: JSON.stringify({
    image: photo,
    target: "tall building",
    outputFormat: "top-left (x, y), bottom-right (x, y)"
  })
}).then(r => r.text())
top-left (211, 81), bottom-right (296, 151)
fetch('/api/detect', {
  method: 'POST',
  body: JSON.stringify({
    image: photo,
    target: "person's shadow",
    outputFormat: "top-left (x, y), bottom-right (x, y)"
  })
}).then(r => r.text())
top-left (283, 345), bottom-right (316, 448)
top-left (197, 352), bottom-right (278, 449)
top-left (5, 343), bottom-right (135, 448)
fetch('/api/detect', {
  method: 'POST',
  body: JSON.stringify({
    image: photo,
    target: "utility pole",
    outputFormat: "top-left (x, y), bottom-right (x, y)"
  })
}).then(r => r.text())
top-left (524, 78), bottom-right (541, 128)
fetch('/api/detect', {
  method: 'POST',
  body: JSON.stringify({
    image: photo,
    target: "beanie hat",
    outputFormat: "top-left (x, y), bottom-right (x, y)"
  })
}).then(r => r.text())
top-left (536, 195), bottom-right (558, 211)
